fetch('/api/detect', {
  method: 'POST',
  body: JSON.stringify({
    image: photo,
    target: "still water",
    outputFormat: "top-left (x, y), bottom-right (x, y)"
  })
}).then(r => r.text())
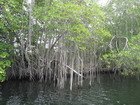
top-left (0, 75), bottom-right (140, 105)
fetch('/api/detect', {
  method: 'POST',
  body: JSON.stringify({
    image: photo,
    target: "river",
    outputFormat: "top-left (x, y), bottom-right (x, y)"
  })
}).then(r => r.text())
top-left (0, 75), bottom-right (140, 105)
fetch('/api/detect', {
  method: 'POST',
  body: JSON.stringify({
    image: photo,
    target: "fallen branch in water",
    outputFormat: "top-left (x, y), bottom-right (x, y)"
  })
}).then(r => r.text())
top-left (63, 64), bottom-right (84, 78)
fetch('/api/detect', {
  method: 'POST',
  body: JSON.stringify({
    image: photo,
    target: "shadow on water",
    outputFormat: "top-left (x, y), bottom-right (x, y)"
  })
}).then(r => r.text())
top-left (0, 75), bottom-right (140, 105)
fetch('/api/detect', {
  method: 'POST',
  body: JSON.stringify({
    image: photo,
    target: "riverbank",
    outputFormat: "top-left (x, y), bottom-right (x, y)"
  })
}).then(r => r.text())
top-left (6, 68), bottom-right (120, 82)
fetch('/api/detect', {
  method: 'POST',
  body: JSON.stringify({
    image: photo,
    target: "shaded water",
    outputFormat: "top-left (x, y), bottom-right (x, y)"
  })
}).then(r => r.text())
top-left (0, 75), bottom-right (140, 105)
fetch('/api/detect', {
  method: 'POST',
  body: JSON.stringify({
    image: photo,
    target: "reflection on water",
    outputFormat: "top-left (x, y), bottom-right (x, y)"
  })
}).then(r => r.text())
top-left (0, 75), bottom-right (140, 105)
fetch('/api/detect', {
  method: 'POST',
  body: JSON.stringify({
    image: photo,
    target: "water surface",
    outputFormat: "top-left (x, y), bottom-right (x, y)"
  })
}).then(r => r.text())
top-left (0, 75), bottom-right (140, 105)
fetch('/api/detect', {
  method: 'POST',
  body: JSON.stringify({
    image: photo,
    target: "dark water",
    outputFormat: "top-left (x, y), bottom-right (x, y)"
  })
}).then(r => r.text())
top-left (0, 75), bottom-right (140, 105)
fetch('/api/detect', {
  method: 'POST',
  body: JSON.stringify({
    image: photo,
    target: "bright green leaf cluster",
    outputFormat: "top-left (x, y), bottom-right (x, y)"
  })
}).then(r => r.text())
top-left (0, 42), bottom-right (12, 82)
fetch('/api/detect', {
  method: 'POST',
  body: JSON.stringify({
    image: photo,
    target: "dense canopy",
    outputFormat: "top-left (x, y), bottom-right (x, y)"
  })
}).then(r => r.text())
top-left (0, 0), bottom-right (140, 89)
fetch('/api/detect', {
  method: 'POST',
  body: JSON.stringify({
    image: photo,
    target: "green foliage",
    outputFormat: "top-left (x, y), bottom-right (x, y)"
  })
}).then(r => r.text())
top-left (0, 0), bottom-right (27, 45)
top-left (1, 0), bottom-right (140, 79)
top-left (105, 0), bottom-right (140, 37)
top-left (99, 0), bottom-right (140, 76)
top-left (34, 0), bottom-right (110, 51)
top-left (0, 0), bottom-right (24, 81)
top-left (101, 34), bottom-right (140, 76)
top-left (0, 42), bottom-right (12, 81)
